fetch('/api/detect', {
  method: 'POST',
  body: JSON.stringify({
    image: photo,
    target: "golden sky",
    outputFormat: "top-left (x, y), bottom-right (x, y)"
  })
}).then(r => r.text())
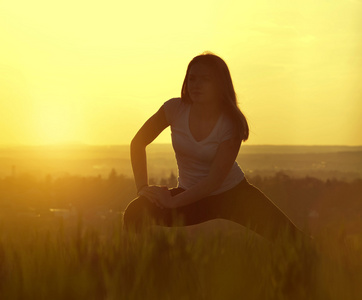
top-left (1, 0), bottom-right (361, 145)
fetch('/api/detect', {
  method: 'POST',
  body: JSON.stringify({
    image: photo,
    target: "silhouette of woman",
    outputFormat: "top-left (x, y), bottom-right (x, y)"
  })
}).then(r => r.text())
top-left (123, 52), bottom-right (303, 240)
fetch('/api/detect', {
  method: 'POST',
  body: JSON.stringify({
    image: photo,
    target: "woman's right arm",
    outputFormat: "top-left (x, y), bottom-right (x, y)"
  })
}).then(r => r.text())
top-left (130, 106), bottom-right (169, 194)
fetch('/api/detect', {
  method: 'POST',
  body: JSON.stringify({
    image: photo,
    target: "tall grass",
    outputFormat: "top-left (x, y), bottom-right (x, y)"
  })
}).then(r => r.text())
top-left (0, 214), bottom-right (361, 300)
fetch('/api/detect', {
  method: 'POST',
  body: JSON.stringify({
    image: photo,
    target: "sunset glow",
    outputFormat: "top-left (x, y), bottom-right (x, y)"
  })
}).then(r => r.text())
top-left (1, 0), bottom-right (361, 145)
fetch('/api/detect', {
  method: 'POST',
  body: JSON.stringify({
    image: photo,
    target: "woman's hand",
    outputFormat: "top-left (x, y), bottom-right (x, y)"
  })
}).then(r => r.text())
top-left (138, 185), bottom-right (174, 209)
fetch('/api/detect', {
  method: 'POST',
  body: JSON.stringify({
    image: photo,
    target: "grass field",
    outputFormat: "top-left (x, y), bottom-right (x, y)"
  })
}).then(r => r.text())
top-left (0, 213), bottom-right (361, 300)
top-left (1, 165), bottom-right (361, 299)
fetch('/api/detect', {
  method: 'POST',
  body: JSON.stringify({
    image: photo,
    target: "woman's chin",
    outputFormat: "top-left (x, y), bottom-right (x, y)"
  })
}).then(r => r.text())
top-left (190, 96), bottom-right (207, 103)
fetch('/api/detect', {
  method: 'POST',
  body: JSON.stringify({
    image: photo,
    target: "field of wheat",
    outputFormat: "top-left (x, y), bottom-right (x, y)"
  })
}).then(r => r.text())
top-left (0, 211), bottom-right (361, 300)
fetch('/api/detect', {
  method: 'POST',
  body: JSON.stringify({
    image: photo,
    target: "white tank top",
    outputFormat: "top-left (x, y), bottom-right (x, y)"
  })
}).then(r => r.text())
top-left (163, 97), bottom-right (244, 195)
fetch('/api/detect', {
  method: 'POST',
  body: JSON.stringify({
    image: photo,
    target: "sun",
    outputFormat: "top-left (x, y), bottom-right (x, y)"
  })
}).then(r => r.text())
top-left (33, 103), bottom-right (79, 145)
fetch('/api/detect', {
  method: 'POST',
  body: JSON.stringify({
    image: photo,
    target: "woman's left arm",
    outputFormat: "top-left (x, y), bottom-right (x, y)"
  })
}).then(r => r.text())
top-left (140, 137), bottom-right (242, 209)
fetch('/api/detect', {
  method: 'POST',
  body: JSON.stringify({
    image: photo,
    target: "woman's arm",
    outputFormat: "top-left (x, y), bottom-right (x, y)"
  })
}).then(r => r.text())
top-left (130, 106), bottom-right (169, 193)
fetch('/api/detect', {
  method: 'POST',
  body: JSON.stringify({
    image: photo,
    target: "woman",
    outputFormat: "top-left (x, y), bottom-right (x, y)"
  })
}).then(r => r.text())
top-left (123, 52), bottom-right (302, 240)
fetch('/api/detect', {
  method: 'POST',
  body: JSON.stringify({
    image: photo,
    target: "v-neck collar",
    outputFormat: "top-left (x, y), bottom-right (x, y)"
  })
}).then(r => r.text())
top-left (187, 105), bottom-right (223, 143)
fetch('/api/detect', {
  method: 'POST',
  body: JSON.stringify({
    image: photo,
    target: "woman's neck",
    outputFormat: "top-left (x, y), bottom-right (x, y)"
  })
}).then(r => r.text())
top-left (191, 101), bottom-right (222, 118)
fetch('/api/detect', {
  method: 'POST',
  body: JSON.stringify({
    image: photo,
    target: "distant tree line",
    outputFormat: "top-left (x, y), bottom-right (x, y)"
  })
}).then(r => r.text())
top-left (0, 169), bottom-right (178, 214)
top-left (0, 170), bottom-right (361, 235)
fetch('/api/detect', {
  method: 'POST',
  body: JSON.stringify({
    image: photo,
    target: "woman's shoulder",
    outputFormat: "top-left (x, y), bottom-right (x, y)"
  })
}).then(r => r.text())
top-left (163, 97), bottom-right (183, 108)
top-left (162, 97), bottom-right (186, 124)
top-left (221, 113), bottom-right (234, 128)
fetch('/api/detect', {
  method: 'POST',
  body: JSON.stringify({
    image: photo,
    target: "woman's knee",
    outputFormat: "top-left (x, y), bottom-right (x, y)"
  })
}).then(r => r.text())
top-left (123, 196), bottom-right (149, 230)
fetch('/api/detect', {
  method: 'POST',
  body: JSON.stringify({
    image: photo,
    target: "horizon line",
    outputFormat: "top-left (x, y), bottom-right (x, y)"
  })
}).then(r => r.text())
top-left (0, 143), bottom-right (362, 148)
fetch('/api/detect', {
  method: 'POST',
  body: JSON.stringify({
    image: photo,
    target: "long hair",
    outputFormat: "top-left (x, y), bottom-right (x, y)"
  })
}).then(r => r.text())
top-left (181, 52), bottom-right (249, 142)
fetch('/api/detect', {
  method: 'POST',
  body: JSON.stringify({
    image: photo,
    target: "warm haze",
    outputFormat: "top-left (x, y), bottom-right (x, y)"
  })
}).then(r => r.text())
top-left (1, 0), bottom-right (361, 146)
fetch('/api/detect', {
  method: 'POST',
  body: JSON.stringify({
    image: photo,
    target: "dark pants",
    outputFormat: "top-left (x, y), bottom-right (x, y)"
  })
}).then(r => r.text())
top-left (123, 178), bottom-right (303, 240)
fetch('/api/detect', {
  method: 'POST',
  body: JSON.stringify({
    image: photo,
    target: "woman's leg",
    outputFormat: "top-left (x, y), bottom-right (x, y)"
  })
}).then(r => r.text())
top-left (123, 186), bottom-right (226, 231)
top-left (123, 179), bottom-right (304, 240)
top-left (217, 178), bottom-right (304, 240)
top-left (123, 187), bottom-right (185, 231)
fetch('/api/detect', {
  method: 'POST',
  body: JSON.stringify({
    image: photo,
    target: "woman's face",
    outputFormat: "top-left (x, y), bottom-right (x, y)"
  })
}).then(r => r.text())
top-left (187, 63), bottom-right (220, 105)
